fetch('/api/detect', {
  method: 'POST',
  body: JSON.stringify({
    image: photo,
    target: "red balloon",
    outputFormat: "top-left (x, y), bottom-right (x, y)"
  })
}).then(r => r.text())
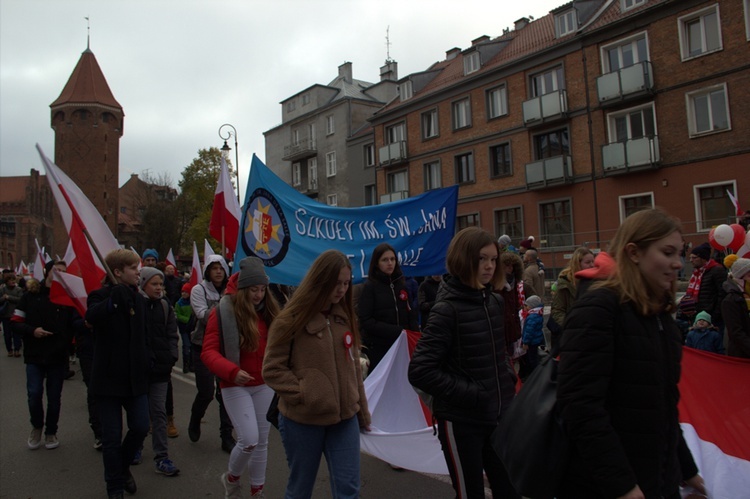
top-left (728, 224), bottom-right (747, 252)
top-left (708, 227), bottom-right (724, 250)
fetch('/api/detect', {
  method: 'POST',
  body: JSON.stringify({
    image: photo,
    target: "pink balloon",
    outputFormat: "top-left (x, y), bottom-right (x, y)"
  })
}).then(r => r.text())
top-left (728, 224), bottom-right (746, 252)
top-left (713, 224), bottom-right (734, 247)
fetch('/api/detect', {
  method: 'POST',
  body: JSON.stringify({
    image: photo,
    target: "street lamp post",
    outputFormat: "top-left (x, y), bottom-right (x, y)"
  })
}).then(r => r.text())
top-left (218, 123), bottom-right (240, 203)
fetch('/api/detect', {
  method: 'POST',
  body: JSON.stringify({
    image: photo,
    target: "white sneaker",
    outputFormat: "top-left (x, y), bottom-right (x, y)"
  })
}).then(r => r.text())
top-left (45, 434), bottom-right (60, 449)
top-left (28, 428), bottom-right (42, 450)
top-left (221, 472), bottom-right (242, 499)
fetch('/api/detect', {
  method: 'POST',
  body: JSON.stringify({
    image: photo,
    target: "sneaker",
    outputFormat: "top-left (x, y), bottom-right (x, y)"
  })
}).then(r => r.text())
top-left (94, 437), bottom-right (103, 451)
top-left (123, 469), bottom-right (137, 494)
top-left (155, 457), bottom-right (180, 476)
top-left (45, 434), bottom-right (60, 449)
top-left (131, 449), bottom-right (142, 465)
top-left (27, 428), bottom-right (42, 450)
top-left (221, 472), bottom-right (242, 499)
top-left (251, 486), bottom-right (266, 498)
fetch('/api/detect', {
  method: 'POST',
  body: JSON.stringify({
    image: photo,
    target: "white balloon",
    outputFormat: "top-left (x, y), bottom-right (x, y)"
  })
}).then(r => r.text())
top-left (713, 224), bottom-right (734, 247)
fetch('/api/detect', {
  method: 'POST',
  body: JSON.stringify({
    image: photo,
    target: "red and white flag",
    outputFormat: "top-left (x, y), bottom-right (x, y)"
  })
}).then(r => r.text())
top-left (203, 239), bottom-right (216, 271)
top-left (726, 189), bottom-right (743, 217)
top-left (37, 144), bottom-right (120, 294)
top-left (209, 157), bottom-right (240, 261)
top-left (18, 260), bottom-right (28, 276)
top-left (188, 242), bottom-right (201, 287)
top-left (49, 270), bottom-right (88, 316)
top-left (32, 239), bottom-right (46, 281)
top-left (679, 347), bottom-right (750, 498)
top-left (166, 248), bottom-right (177, 269)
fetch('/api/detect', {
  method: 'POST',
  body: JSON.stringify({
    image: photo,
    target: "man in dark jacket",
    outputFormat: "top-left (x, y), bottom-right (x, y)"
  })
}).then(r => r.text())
top-left (12, 260), bottom-right (76, 451)
top-left (686, 243), bottom-right (727, 330)
top-left (722, 258), bottom-right (750, 358)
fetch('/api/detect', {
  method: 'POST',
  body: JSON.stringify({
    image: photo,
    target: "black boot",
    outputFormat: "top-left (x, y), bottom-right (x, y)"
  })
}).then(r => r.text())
top-left (188, 415), bottom-right (201, 442)
top-left (221, 433), bottom-right (236, 454)
top-left (182, 359), bottom-right (191, 374)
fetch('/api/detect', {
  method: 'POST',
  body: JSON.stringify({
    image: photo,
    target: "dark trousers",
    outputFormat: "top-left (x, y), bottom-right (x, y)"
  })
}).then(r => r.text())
top-left (26, 362), bottom-right (67, 434)
top-left (78, 354), bottom-right (101, 439)
top-left (2, 317), bottom-right (22, 353)
top-left (97, 393), bottom-right (149, 495)
top-left (437, 419), bottom-right (520, 499)
top-left (190, 344), bottom-right (233, 437)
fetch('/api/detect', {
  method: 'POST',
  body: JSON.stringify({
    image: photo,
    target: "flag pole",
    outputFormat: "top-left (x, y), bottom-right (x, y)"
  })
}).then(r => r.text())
top-left (221, 226), bottom-right (226, 260)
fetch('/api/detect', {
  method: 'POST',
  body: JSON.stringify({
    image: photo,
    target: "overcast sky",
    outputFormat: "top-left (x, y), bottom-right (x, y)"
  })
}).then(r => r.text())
top-left (1, 0), bottom-right (563, 200)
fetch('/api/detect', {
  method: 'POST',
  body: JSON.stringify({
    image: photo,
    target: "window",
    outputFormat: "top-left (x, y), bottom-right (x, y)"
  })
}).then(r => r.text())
top-left (556, 10), bottom-right (577, 37)
top-left (487, 86), bottom-right (508, 119)
top-left (387, 170), bottom-right (409, 194)
top-left (424, 161), bottom-right (442, 190)
top-left (464, 51), bottom-right (480, 75)
top-left (364, 184), bottom-right (377, 206)
top-left (622, 0), bottom-right (646, 12)
top-left (386, 122), bottom-right (406, 144)
top-left (531, 67), bottom-right (564, 97)
top-left (287, 100), bottom-right (296, 112)
top-left (620, 193), bottom-right (654, 220)
top-left (452, 98), bottom-right (472, 130)
top-left (292, 163), bottom-right (301, 186)
top-left (540, 199), bottom-right (573, 247)
top-left (327, 194), bottom-right (338, 206)
top-left (489, 143), bottom-right (512, 177)
top-left (326, 115), bottom-right (335, 135)
top-left (695, 182), bottom-right (736, 231)
top-left (534, 129), bottom-right (570, 159)
top-left (364, 144), bottom-right (375, 167)
top-left (454, 152), bottom-right (475, 184)
top-left (400, 80), bottom-right (413, 100)
top-left (457, 213), bottom-right (480, 230)
top-left (679, 5), bottom-right (722, 60)
top-left (608, 104), bottom-right (656, 142)
top-left (325, 152), bottom-right (337, 177)
top-left (308, 158), bottom-right (318, 190)
top-left (687, 84), bottom-right (730, 136)
top-left (302, 94), bottom-right (310, 106)
top-left (603, 34), bottom-right (648, 72)
top-left (308, 123), bottom-right (316, 146)
top-left (422, 109), bottom-right (439, 139)
top-left (292, 128), bottom-right (300, 146)
top-left (494, 207), bottom-right (523, 241)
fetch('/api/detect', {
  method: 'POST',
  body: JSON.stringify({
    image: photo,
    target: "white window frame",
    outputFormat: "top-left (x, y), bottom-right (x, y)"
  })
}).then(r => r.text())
top-left (292, 128), bottom-right (300, 146)
top-left (326, 115), bottom-right (335, 135)
top-left (308, 158), bottom-right (318, 190)
top-left (678, 4), bottom-right (722, 61)
top-left (693, 180), bottom-right (738, 231)
top-left (424, 160), bottom-right (442, 191)
top-left (308, 123), bottom-right (316, 146)
top-left (327, 194), bottom-right (338, 206)
top-left (606, 102), bottom-right (657, 142)
top-left (387, 169), bottom-right (409, 194)
top-left (618, 192), bottom-right (654, 222)
top-left (292, 162), bottom-right (301, 186)
top-left (422, 109), bottom-right (438, 139)
top-left (400, 80), bottom-right (413, 100)
top-left (325, 151), bottom-right (337, 177)
top-left (487, 85), bottom-right (508, 119)
top-left (601, 32), bottom-right (650, 73)
top-left (464, 51), bottom-right (480, 75)
top-left (556, 10), bottom-right (577, 37)
top-left (685, 83), bottom-right (731, 137)
top-left (364, 144), bottom-right (375, 167)
top-left (621, 0), bottom-right (646, 12)
top-left (452, 97), bottom-right (472, 130)
top-left (386, 122), bottom-right (406, 144)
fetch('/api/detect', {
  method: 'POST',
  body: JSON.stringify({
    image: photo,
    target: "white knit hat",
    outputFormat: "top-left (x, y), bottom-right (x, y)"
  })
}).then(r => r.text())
top-left (730, 258), bottom-right (750, 279)
top-left (525, 295), bottom-right (543, 309)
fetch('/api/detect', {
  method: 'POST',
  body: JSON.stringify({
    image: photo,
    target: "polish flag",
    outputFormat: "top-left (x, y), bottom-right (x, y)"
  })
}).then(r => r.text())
top-left (204, 239), bottom-right (216, 270)
top-left (679, 347), bottom-right (750, 498)
top-left (130, 247), bottom-right (143, 270)
top-left (32, 239), bottom-right (46, 281)
top-left (49, 269), bottom-right (88, 316)
top-left (726, 189), bottom-right (743, 217)
top-left (37, 144), bottom-right (120, 294)
top-left (188, 241), bottom-right (201, 287)
top-left (209, 157), bottom-right (240, 261)
top-left (18, 260), bottom-right (28, 276)
top-left (166, 248), bottom-right (177, 269)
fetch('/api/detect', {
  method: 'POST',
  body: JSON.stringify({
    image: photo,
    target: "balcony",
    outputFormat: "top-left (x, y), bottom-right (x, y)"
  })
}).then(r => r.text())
top-left (602, 135), bottom-right (660, 175)
top-left (380, 190), bottom-right (409, 204)
top-left (296, 177), bottom-right (318, 198)
top-left (522, 90), bottom-right (568, 126)
top-left (524, 155), bottom-right (573, 189)
top-left (282, 138), bottom-right (317, 161)
top-left (378, 141), bottom-right (408, 167)
top-left (596, 61), bottom-right (654, 106)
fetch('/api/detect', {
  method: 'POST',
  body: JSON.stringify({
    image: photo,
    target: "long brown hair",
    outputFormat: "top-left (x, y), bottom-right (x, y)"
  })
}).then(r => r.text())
top-left (599, 208), bottom-right (681, 315)
top-left (558, 246), bottom-right (594, 289)
top-left (232, 286), bottom-right (280, 351)
top-left (446, 227), bottom-right (506, 290)
top-left (268, 250), bottom-right (360, 349)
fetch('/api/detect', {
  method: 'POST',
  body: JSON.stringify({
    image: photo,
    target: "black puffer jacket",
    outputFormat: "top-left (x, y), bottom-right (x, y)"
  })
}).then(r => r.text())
top-left (721, 279), bottom-right (750, 358)
top-left (143, 295), bottom-right (180, 383)
top-left (557, 287), bottom-right (698, 499)
top-left (358, 269), bottom-right (419, 369)
top-left (696, 263), bottom-right (727, 323)
top-left (408, 275), bottom-right (517, 426)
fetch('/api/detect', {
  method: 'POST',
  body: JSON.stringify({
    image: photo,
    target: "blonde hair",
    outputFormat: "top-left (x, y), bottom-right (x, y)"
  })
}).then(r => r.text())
top-left (446, 227), bottom-right (506, 290)
top-left (104, 249), bottom-right (140, 272)
top-left (268, 250), bottom-right (359, 349)
top-left (232, 286), bottom-right (280, 352)
top-left (599, 209), bottom-right (681, 315)
top-left (558, 246), bottom-right (594, 289)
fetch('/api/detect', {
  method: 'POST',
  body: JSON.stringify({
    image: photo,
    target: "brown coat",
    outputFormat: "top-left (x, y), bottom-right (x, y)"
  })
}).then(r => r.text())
top-left (263, 303), bottom-right (371, 427)
top-left (523, 262), bottom-right (545, 301)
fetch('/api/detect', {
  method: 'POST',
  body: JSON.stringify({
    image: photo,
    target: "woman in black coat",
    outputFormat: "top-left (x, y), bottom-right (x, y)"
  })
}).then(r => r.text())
top-left (557, 209), bottom-right (705, 499)
top-left (357, 243), bottom-right (418, 371)
top-left (409, 227), bottom-right (518, 499)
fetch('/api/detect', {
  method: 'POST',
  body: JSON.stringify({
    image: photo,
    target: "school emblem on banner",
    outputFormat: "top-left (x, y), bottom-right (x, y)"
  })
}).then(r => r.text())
top-left (240, 187), bottom-right (290, 266)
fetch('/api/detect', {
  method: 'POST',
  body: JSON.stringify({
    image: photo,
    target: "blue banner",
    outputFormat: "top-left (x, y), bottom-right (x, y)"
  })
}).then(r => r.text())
top-left (234, 155), bottom-right (458, 285)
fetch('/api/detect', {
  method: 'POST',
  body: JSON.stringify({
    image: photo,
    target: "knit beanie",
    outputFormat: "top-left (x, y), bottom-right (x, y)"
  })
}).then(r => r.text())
top-left (237, 257), bottom-right (269, 289)
top-left (181, 283), bottom-right (193, 293)
top-left (691, 242), bottom-right (711, 261)
top-left (693, 311), bottom-right (712, 326)
top-left (730, 258), bottom-right (750, 279)
top-left (525, 295), bottom-right (543, 309)
top-left (142, 248), bottom-right (159, 261)
top-left (139, 267), bottom-right (164, 290)
top-left (498, 235), bottom-right (512, 246)
top-left (520, 236), bottom-right (535, 250)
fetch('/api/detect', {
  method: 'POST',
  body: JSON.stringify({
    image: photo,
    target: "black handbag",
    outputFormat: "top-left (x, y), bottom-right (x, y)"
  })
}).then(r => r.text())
top-left (492, 355), bottom-right (567, 499)
top-left (266, 338), bottom-right (294, 430)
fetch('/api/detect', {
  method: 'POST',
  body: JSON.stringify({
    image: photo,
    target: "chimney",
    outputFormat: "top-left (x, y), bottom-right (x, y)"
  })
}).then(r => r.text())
top-left (338, 62), bottom-right (353, 83)
top-left (472, 35), bottom-right (490, 46)
top-left (446, 47), bottom-right (461, 60)
top-left (380, 61), bottom-right (398, 82)
top-left (515, 17), bottom-right (529, 30)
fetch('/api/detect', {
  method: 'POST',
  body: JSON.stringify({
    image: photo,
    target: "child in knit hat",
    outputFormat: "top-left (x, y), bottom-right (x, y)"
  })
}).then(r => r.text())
top-left (685, 311), bottom-right (724, 354)
top-left (520, 295), bottom-right (545, 380)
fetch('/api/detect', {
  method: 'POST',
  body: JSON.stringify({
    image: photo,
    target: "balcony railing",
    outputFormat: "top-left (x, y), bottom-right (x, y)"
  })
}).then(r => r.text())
top-left (602, 135), bottom-right (660, 175)
top-left (282, 138), bottom-right (317, 161)
top-left (524, 155), bottom-right (573, 188)
top-left (596, 61), bottom-right (654, 105)
top-left (380, 190), bottom-right (409, 204)
top-left (522, 89), bottom-right (568, 125)
top-left (378, 141), bottom-right (408, 166)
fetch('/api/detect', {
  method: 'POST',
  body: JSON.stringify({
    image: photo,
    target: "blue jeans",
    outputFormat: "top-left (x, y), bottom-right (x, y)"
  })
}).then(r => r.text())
top-left (279, 414), bottom-right (360, 499)
top-left (97, 393), bottom-right (149, 495)
top-left (26, 362), bottom-right (67, 434)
